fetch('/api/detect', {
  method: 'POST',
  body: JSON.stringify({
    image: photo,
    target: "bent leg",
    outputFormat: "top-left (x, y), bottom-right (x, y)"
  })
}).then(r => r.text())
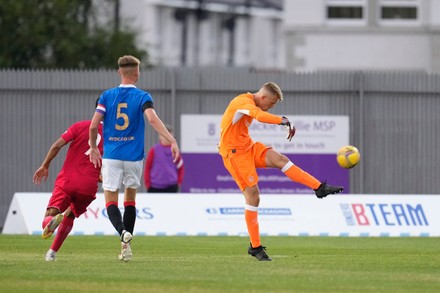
top-left (265, 149), bottom-right (321, 190)
top-left (43, 185), bottom-right (70, 229)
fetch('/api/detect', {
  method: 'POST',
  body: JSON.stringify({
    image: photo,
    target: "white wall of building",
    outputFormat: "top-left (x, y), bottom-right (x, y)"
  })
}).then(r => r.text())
top-left (295, 33), bottom-right (431, 71)
top-left (284, 0), bottom-right (324, 27)
top-left (284, 0), bottom-right (440, 72)
top-left (428, 0), bottom-right (440, 25)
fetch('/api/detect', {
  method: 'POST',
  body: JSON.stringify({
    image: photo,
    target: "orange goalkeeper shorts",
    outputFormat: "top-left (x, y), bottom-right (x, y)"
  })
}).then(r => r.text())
top-left (221, 142), bottom-right (271, 191)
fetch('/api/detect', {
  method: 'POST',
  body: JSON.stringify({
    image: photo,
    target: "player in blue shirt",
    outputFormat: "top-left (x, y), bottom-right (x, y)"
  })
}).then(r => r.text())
top-left (89, 55), bottom-right (180, 261)
top-left (96, 85), bottom-right (151, 161)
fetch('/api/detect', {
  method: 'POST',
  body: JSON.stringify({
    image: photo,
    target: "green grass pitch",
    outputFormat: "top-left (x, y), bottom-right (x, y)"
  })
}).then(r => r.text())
top-left (1, 235), bottom-right (440, 293)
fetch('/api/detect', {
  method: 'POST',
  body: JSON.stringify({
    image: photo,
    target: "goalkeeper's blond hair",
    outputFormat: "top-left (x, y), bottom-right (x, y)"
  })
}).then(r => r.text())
top-left (262, 82), bottom-right (283, 102)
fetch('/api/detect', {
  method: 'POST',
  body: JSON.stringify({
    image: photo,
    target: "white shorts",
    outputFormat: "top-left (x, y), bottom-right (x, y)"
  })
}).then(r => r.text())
top-left (101, 159), bottom-right (143, 192)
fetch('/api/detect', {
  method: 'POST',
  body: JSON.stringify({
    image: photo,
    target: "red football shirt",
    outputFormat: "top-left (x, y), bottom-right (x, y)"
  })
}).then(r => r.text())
top-left (55, 120), bottom-right (103, 195)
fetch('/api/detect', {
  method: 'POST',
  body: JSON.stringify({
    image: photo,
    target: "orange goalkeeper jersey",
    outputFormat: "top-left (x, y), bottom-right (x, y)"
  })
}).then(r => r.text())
top-left (219, 93), bottom-right (282, 157)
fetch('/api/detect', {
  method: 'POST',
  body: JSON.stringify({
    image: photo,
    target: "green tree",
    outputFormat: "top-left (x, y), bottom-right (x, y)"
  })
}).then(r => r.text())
top-left (0, 0), bottom-right (148, 69)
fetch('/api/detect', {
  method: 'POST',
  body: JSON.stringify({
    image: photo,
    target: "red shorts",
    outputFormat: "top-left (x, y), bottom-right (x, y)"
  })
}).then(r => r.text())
top-left (221, 142), bottom-right (271, 191)
top-left (47, 184), bottom-right (96, 218)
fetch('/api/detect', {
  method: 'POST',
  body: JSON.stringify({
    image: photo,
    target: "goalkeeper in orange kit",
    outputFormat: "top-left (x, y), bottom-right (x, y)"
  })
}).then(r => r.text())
top-left (218, 82), bottom-right (343, 261)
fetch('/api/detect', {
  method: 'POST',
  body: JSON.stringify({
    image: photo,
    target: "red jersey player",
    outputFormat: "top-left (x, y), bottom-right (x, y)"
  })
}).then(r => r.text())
top-left (33, 102), bottom-right (103, 261)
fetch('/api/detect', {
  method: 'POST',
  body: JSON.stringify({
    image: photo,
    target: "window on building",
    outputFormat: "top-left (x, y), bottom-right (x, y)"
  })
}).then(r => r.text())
top-left (328, 6), bottom-right (363, 19)
top-left (381, 7), bottom-right (417, 19)
top-left (326, 0), bottom-right (367, 25)
top-left (379, 0), bottom-right (420, 24)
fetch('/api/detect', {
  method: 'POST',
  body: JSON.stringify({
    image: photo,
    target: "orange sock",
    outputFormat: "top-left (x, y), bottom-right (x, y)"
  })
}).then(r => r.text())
top-left (245, 205), bottom-right (261, 248)
top-left (282, 161), bottom-right (321, 190)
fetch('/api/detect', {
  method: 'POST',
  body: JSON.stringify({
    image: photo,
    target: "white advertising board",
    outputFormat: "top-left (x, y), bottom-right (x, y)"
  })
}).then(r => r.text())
top-left (181, 114), bottom-right (349, 154)
top-left (3, 193), bottom-right (439, 237)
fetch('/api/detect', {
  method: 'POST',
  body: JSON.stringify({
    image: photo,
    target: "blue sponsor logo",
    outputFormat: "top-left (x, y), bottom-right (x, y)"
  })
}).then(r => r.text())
top-left (206, 207), bottom-right (291, 215)
top-left (219, 208), bottom-right (244, 214)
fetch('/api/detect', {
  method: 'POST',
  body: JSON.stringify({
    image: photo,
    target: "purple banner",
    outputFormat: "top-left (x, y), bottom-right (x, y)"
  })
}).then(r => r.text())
top-left (181, 153), bottom-right (349, 194)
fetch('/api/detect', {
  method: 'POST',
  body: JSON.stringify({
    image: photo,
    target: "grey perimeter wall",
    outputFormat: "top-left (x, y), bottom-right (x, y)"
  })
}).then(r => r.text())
top-left (1, 68), bottom-right (440, 228)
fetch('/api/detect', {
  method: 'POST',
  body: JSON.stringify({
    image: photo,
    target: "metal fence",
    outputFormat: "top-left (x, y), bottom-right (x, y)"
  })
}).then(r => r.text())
top-left (1, 68), bottom-right (440, 229)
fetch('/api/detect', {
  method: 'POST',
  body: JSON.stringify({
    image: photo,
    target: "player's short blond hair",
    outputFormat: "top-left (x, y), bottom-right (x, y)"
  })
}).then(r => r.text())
top-left (118, 55), bottom-right (140, 68)
top-left (262, 82), bottom-right (283, 101)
